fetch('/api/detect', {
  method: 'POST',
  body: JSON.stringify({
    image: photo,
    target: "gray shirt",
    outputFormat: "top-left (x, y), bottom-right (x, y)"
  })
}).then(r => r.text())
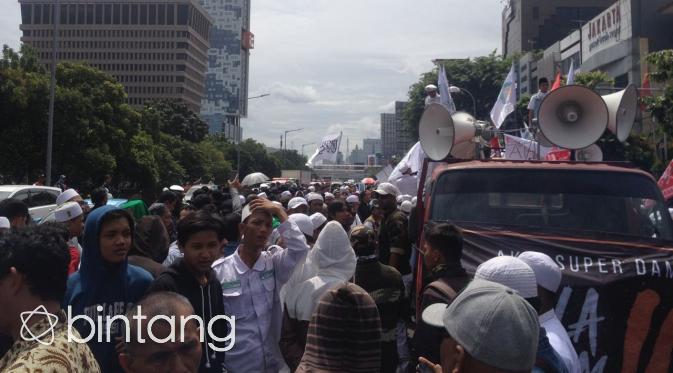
top-left (527, 91), bottom-right (548, 122)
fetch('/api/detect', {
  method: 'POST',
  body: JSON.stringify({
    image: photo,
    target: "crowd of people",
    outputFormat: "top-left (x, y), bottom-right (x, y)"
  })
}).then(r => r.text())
top-left (0, 176), bottom-right (582, 373)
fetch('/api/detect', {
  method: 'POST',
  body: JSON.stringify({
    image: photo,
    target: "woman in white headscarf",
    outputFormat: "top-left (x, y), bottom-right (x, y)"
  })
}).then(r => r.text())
top-left (279, 221), bottom-right (357, 372)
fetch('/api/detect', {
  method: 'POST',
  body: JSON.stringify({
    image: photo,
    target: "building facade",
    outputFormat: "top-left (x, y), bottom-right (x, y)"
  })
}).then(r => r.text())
top-left (19, 0), bottom-right (212, 112)
top-left (198, 0), bottom-right (252, 137)
top-left (380, 113), bottom-right (396, 162)
top-left (502, 0), bottom-right (614, 57)
top-left (363, 138), bottom-right (382, 165)
top-left (394, 101), bottom-right (412, 158)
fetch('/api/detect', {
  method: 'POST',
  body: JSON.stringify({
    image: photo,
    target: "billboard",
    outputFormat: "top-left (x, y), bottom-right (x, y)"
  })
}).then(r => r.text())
top-left (582, 0), bottom-right (632, 63)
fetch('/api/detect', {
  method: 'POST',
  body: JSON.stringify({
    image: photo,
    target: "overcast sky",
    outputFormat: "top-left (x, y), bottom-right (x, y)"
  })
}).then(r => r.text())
top-left (0, 0), bottom-right (503, 153)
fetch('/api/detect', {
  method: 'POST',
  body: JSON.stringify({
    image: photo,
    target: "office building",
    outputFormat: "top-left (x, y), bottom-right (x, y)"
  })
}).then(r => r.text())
top-left (395, 101), bottom-right (412, 157)
top-left (19, 0), bottom-right (212, 112)
top-left (502, 0), bottom-right (614, 57)
top-left (363, 138), bottom-right (382, 165)
top-left (199, 0), bottom-right (252, 137)
top-left (381, 113), bottom-right (396, 162)
top-left (349, 145), bottom-right (367, 165)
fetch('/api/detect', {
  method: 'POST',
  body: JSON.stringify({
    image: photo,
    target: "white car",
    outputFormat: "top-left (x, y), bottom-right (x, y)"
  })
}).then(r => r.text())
top-left (0, 185), bottom-right (62, 222)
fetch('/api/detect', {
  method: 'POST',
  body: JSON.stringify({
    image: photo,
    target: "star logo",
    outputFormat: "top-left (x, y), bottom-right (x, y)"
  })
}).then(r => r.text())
top-left (20, 305), bottom-right (58, 346)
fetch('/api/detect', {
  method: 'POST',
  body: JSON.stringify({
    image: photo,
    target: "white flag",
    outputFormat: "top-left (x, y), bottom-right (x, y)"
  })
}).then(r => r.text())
top-left (438, 65), bottom-right (457, 114)
top-left (490, 63), bottom-right (517, 128)
top-left (566, 59), bottom-right (576, 85)
top-left (306, 132), bottom-right (342, 166)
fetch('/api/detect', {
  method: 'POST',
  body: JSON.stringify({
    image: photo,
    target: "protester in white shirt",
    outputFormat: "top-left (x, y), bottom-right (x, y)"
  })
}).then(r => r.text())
top-left (212, 198), bottom-right (309, 373)
top-left (527, 77), bottom-right (550, 126)
top-left (424, 84), bottom-right (441, 106)
top-left (519, 251), bottom-right (582, 373)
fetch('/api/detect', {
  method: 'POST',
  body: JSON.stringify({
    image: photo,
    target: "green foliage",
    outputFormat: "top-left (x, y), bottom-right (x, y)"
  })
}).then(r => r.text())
top-left (572, 71), bottom-right (614, 90)
top-left (0, 44), bottom-right (275, 194)
top-left (403, 51), bottom-right (513, 141)
top-left (272, 149), bottom-right (309, 171)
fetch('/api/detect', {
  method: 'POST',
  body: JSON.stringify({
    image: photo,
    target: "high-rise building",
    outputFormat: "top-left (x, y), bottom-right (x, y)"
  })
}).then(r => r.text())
top-left (380, 113), bottom-right (396, 162)
top-left (502, 0), bottom-right (614, 57)
top-left (363, 138), bottom-right (382, 160)
top-left (19, 0), bottom-right (212, 113)
top-left (395, 101), bottom-right (412, 157)
top-left (199, 0), bottom-right (252, 138)
top-left (349, 145), bottom-right (367, 165)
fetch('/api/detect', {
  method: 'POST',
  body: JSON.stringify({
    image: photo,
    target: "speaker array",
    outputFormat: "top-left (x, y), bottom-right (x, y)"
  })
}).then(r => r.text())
top-left (418, 85), bottom-right (639, 161)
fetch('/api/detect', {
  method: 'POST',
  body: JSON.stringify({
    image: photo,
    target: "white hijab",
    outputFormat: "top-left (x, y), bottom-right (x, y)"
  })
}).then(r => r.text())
top-left (285, 221), bottom-right (356, 321)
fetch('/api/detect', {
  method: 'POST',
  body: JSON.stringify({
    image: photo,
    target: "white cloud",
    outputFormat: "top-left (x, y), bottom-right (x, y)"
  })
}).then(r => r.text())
top-left (269, 82), bottom-right (319, 103)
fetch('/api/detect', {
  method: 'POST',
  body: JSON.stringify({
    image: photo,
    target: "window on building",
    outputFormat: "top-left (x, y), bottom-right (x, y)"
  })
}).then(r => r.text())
top-left (130, 4), bottom-right (138, 24)
top-left (140, 4), bottom-right (147, 24)
top-left (113, 4), bottom-right (121, 24)
top-left (33, 4), bottom-right (42, 24)
top-left (167, 4), bottom-right (174, 24)
top-left (122, 4), bottom-right (129, 24)
top-left (21, 4), bottom-right (32, 24)
top-left (158, 4), bottom-right (166, 24)
top-left (85, 4), bottom-right (93, 24)
top-left (104, 4), bottom-right (112, 24)
top-left (43, 4), bottom-right (51, 24)
top-left (177, 4), bottom-right (188, 25)
top-left (148, 4), bottom-right (156, 24)
top-left (533, 6), bottom-right (539, 19)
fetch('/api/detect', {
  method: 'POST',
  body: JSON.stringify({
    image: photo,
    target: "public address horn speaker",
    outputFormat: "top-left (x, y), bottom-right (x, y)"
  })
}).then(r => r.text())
top-left (538, 85), bottom-right (609, 150)
top-left (419, 104), bottom-right (483, 161)
top-left (603, 84), bottom-right (638, 142)
top-left (575, 144), bottom-right (604, 162)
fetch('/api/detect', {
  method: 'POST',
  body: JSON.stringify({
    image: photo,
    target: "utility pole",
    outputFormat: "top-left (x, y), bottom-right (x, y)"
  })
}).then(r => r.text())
top-left (46, 0), bottom-right (60, 184)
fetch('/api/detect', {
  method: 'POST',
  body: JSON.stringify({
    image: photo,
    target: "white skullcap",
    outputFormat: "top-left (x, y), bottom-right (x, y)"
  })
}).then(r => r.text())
top-left (400, 200), bottom-right (413, 214)
top-left (411, 196), bottom-right (418, 206)
top-left (288, 197), bottom-right (308, 210)
top-left (396, 194), bottom-right (413, 204)
top-left (310, 212), bottom-right (327, 229)
top-left (257, 192), bottom-right (268, 199)
top-left (339, 186), bottom-right (348, 192)
top-left (54, 202), bottom-right (83, 223)
top-left (260, 183), bottom-right (269, 189)
top-left (308, 186), bottom-right (316, 192)
top-left (346, 195), bottom-right (359, 204)
top-left (169, 185), bottom-right (185, 192)
top-left (0, 217), bottom-right (9, 229)
top-left (324, 192), bottom-right (335, 199)
top-left (518, 251), bottom-right (562, 293)
top-left (240, 204), bottom-right (272, 223)
top-left (425, 84), bottom-right (438, 91)
top-left (475, 256), bottom-right (538, 299)
top-left (306, 193), bottom-right (324, 202)
top-left (289, 213), bottom-right (315, 237)
top-left (281, 190), bottom-right (292, 199)
top-left (56, 189), bottom-right (79, 206)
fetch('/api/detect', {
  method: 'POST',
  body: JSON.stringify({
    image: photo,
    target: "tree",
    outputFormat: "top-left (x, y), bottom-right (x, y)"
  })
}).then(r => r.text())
top-left (403, 51), bottom-right (513, 141)
top-left (142, 99), bottom-right (209, 143)
top-left (272, 149), bottom-right (309, 170)
top-left (573, 71), bottom-right (615, 90)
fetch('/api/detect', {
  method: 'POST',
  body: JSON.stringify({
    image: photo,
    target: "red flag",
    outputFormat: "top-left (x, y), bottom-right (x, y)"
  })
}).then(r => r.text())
top-left (658, 160), bottom-right (673, 201)
top-left (544, 147), bottom-right (571, 161)
top-left (551, 71), bottom-right (562, 91)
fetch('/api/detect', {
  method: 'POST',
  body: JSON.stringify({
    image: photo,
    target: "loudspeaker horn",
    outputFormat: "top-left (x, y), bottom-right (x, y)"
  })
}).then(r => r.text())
top-left (538, 85), bottom-right (609, 150)
top-left (575, 144), bottom-right (603, 162)
top-left (419, 104), bottom-right (486, 161)
top-left (603, 84), bottom-right (638, 142)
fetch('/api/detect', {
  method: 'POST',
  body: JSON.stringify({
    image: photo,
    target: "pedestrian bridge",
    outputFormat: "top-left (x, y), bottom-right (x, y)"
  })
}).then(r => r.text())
top-left (310, 164), bottom-right (380, 181)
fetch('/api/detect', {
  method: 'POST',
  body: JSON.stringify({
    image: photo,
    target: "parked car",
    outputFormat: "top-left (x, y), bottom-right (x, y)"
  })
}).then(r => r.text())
top-left (37, 198), bottom-right (128, 225)
top-left (0, 185), bottom-right (62, 222)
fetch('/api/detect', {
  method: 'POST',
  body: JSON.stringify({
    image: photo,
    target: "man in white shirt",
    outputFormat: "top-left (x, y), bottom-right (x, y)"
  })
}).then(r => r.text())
top-left (519, 251), bottom-right (582, 373)
top-left (424, 84), bottom-right (441, 106)
top-left (212, 198), bottom-right (309, 373)
top-left (527, 77), bottom-right (550, 127)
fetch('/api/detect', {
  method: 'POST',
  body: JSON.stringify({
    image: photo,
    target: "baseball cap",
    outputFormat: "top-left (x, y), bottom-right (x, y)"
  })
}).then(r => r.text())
top-left (240, 204), bottom-right (272, 223)
top-left (475, 256), bottom-right (538, 299)
top-left (349, 225), bottom-right (376, 251)
top-left (518, 251), bottom-right (562, 293)
top-left (345, 195), bottom-right (359, 204)
top-left (56, 188), bottom-right (79, 205)
top-left (310, 212), bottom-right (327, 229)
top-left (374, 182), bottom-right (400, 197)
top-left (289, 213), bottom-right (315, 237)
top-left (421, 279), bottom-right (539, 371)
top-left (288, 197), bottom-right (308, 210)
top-left (54, 202), bottom-right (83, 223)
top-left (0, 217), bottom-right (9, 229)
top-left (306, 193), bottom-right (324, 203)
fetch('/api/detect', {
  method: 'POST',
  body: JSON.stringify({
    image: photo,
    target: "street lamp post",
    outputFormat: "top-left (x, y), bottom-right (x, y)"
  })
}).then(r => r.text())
top-left (236, 93), bottom-right (271, 175)
top-left (46, 0), bottom-right (60, 185)
top-left (449, 85), bottom-right (477, 117)
top-left (301, 142), bottom-right (315, 157)
top-left (282, 128), bottom-right (303, 168)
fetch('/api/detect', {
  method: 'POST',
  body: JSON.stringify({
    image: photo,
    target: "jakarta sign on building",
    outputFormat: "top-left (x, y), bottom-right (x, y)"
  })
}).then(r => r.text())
top-left (582, 0), bottom-right (633, 63)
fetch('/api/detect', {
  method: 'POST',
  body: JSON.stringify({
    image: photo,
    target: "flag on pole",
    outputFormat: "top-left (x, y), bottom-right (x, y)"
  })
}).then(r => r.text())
top-left (551, 71), bottom-right (562, 91)
top-left (306, 132), bottom-right (342, 167)
top-left (566, 60), bottom-right (576, 85)
top-left (438, 64), bottom-right (457, 114)
top-left (490, 63), bottom-right (517, 128)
